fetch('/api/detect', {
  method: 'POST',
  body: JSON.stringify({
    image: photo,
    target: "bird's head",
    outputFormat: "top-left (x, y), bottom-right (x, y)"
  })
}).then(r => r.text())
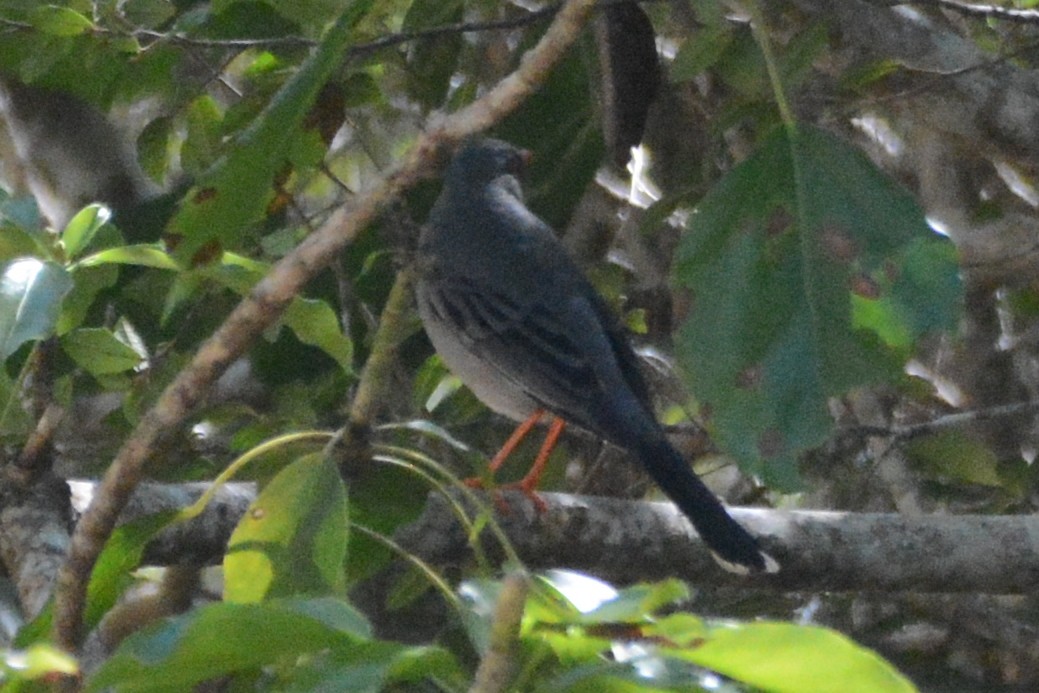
top-left (444, 138), bottom-right (532, 199)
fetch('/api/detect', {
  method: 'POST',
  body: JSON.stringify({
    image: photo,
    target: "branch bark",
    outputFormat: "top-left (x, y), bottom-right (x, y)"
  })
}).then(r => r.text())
top-left (67, 479), bottom-right (1039, 595)
top-left (0, 472), bottom-right (71, 619)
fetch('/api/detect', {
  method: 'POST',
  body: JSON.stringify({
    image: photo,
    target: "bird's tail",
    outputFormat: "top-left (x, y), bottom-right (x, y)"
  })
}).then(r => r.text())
top-left (631, 432), bottom-right (778, 574)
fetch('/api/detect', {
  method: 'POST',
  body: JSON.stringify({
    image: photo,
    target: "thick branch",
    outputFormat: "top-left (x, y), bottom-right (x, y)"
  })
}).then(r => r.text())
top-left (0, 473), bottom-right (71, 619)
top-left (398, 492), bottom-right (1039, 594)
top-left (82, 480), bottom-right (1039, 595)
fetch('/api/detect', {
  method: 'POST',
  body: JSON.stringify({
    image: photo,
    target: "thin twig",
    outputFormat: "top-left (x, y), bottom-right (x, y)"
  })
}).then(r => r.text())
top-left (849, 400), bottom-right (1039, 440)
top-left (469, 573), bottom-right (530, 693)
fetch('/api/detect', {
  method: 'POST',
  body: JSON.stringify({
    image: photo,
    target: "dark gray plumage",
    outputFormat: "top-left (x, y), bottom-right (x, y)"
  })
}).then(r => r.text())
top-left (416, 138), bottom-right (775, 573)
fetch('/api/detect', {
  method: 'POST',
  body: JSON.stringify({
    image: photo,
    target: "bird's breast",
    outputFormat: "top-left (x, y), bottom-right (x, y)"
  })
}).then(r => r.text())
top-left (416, 277), bottom-right (541, 422)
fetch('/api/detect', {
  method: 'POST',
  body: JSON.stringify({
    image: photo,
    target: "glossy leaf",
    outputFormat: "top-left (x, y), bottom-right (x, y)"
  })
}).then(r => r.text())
top-left (76, 245), bottom-right (181, 271)
top-left (282, 297), bottom-right (353, 372)
top-left (56, 264), bottom-right (119, 335)
top-left (665, 620), bottom-right (916, 693)
top-left (62, 204), bottom-right (111, 260)
top-left (61, 328), bottom-right (144, 376)
top-left (224, 453), bottom-right (348, 602)
top-left (0, 643), bottom-right (78, 681)
top-left (88, 598), bottom-right (369, 692)
top-left (29, 6), bottom-right (93, 36)
top-left (0, 258), bottom-right (73, 358)
top-left (84, 511), bottom-right (182, 632)
top-left (674, 125), bottom-right (961, 487)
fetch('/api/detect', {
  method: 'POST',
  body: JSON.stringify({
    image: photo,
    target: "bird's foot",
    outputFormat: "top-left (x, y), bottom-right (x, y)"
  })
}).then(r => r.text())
top-left (462, 476), bottom-right (548, 514)
top-left (497, 480), bottom-right (549, 514)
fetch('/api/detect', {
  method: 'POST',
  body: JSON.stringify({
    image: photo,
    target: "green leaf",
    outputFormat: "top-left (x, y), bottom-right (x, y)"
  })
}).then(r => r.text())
top-left (0, 196), bottom-right (43, 233)
top-left (224, 453), bottom-right (348, 602)
top-left (852, 237), bottom-right (963, 350)
top-left (673, 125), bottom-right (961, 488)
top-left (137, 116), bottom-right (176, 183)
top-left (181, 94), bottom-right (224, 177)
top-left (581, 580), bottom-right (689, 625)
top-left (76, 245), bottom-right (181, 271)
top-left (88, 599), bottom-right (368, 692)
top-left (285, 642), bottom-right (464, 692)
top-left (61, 327), bottom-right (144, 376)
top-left (907, 429), bottom-right (1003, 487)
top-left (0, 258), bottom-right (73, 358)
top-left (168, 3), bottom-right (374, 264)
top-left (0, 643), bottom-right (78, 681)
top-left (0, 223), bottom-right (44, 262)
top-left (119, 0), bottom-right (176, 29)
top-left (57, 264), bottom-right (119, 335)
top-left (29, 6), bottom-right (94, 36)
top-left (0, 367), bottom-right (32, 436)
top-left (666, 621), bottom-right (917, 693)
top-left (275, 596), bottom-right (371, 638)
top-left (62, 204), bottom-right (111, 260)
top-left (85, 511), bottom-right (182, 631)
top-left (282, 297), bottom-right (353, 372)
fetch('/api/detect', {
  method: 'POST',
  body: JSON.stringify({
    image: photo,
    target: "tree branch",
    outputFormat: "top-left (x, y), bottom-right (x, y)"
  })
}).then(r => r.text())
top-left (0, 472), bottom-right (71, 619)
top-left (398, 491), bottom-right (1039, 594)
top-left (67, 479), bottom-right (1039, 595)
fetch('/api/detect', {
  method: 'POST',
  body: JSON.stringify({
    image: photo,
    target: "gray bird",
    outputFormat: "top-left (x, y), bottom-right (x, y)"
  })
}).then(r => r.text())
top-left (415, 138), bottom-right (776, 574)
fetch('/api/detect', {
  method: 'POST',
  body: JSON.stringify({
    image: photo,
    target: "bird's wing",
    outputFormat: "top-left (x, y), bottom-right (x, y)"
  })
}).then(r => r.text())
top-left (423, 272), bottom-right (628, 432)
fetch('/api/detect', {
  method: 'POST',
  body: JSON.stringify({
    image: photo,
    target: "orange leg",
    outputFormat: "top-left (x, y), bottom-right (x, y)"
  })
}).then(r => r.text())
top-left (489, 409), bottom-right (545, 474)
top-left (518, 416), bottom-right (566, 495)
top-left (465, 409), bottom-right (545, 490)
top-left (465, 410), bottom-right (566, 514)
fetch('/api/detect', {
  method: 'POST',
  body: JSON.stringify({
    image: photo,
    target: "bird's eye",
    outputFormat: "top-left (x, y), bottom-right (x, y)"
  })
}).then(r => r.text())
top-left (504, 149), bottom-right (532, 175)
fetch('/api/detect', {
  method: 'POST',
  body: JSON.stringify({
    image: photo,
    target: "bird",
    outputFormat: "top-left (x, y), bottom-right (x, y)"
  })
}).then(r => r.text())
top-left (415, 137), bottom-right (777, 574)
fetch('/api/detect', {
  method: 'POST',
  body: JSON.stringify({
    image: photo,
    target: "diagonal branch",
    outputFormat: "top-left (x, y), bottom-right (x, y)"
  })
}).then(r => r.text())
top-left (51, 0), bottom-right (599, 654)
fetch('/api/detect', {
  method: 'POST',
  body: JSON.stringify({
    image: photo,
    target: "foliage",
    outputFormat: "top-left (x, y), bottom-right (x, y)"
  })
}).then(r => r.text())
top-left (673, 125), bottom-right (960, 489)
top-left (0, 0), bottom-right (1004, 689)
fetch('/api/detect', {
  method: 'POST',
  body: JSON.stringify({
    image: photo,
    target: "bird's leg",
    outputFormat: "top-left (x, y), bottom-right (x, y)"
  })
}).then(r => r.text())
top-left (465, 409), bottom-right (545, 491)
top-left (465, 410), bottom-right (564, 514)
top-left (489, 409), bottom-right (545, 474)
top-left (494, 416), bottom-right (567, 513)
top-left (518, 416), bottom-right (566, 496)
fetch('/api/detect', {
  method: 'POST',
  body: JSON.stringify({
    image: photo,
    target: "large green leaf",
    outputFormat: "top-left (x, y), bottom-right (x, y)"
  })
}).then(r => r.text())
top-left (224, 453), bottom-right (348, 602)
top-left (0, 258), bottom-right (73, 358)
top-left (525, 572), bottom-right (915, 692)
top-left (673, 125), bottom-right (961, 488)
top-left (61, 204), bottom-right (111, 260)
top-left (167, 1), bottom-right (374, 264)
top-left (0, 643), bottom-right (78, 682)
top-left (88, 598), bottom-right (369, 692)
top-left (665, 620), bottom-right (916, 693)
top-left (61, 328), bottom-right (144, 376)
